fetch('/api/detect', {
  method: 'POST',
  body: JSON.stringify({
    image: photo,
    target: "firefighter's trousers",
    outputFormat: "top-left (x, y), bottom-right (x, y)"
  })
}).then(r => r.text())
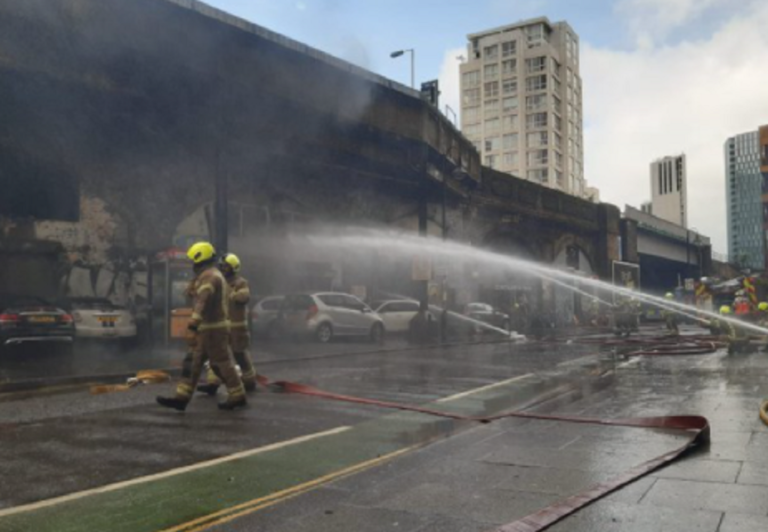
top-left (178, 329), bottom-right (244, 401)
top-left (206, 326), bottom-right (256, 387)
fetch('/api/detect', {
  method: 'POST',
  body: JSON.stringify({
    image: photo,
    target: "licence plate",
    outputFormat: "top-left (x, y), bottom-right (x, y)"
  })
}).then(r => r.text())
top-left (28, 316), bottom-right (56, 323)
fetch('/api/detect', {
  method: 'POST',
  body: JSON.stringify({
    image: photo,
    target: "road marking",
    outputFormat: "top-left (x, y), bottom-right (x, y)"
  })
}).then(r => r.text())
top-left (159, 445), bottom-right (418, 532)
top-left (0, 425), bottom-right (350, 519)
top-left (435, 373), bottom-right (533, 403)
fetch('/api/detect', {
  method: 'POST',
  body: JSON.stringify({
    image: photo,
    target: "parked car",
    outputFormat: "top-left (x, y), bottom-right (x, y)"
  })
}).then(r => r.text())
top-left (279, 292), bottom-right (385, 343)
top-left (251, 295), bottom-right (284, 339)
top-left (0, 295), bottom-right (75, 353)
top-left (463, 302), bottom-right (511, 332)
top-left (374, 299), bottom-right (422, 333)
top-left (65, 297), bottom-right (137, 342)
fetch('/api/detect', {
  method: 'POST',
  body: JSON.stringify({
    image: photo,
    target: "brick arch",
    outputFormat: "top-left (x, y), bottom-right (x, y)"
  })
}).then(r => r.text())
top-left (552, 234), bottom-right (596, 274)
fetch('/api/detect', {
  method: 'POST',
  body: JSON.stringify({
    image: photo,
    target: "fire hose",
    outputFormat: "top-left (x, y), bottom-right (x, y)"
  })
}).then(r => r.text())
top-left (253, 374), bottom-right (709, 532)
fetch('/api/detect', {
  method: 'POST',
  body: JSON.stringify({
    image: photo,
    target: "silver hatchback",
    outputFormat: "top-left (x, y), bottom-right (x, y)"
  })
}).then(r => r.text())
top-left (279, 292), bottom-right (385, 343)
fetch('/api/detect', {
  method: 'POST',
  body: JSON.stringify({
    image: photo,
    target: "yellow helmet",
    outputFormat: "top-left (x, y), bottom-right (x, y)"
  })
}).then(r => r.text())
top-left (759, 302), bottom-right (768, 312)
top-left (187, 242), bottom-right (216, 264)
top-left (719, 305), bottom-right (732, 315)
top-left (665, 292), bottom-right (674, 299)
top-left (222, 253), bottom-right (241, 273)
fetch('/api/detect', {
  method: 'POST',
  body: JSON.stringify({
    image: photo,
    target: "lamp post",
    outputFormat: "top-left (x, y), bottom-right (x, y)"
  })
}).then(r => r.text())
top-left (390, 48), bottom-right (415, 89)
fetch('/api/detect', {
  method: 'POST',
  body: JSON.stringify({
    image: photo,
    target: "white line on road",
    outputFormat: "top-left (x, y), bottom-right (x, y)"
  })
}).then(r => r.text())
top-left (435, 373), bottom-right (534, 403)
top-left (0, 425), bottom-right (350, 518)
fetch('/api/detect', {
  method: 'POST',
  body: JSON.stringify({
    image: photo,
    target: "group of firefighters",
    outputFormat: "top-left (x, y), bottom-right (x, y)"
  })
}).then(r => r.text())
top-left (156, 241), bottom-right (256, 412)
top-left (611, 288), bottom-right (768, 355)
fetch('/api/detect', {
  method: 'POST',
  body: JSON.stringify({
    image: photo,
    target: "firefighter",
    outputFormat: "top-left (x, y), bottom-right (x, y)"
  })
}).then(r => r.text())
top-left (198, 253), bottom-right (257, 395)
top-left (662, 292), bottom-right (679, 336)
top-left (157, 242), bottom-right (246, 411)
top-left (718, 305), bottom-right (752, 355)
top-left (757, 301), bottom-right (768, 327)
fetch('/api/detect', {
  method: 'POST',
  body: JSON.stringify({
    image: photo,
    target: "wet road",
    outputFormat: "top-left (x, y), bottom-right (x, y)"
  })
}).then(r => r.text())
top-left (0, 325), bottom-right (767, 531)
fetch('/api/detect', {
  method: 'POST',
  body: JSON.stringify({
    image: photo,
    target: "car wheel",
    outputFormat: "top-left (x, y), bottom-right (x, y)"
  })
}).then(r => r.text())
top-left (316, 323), bottom-right (333, 343)
top-left (369, 323), bottom-right (384, 344)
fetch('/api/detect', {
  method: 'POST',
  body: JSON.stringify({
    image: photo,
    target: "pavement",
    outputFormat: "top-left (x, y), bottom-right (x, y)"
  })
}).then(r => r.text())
top-left (0, 325), bottom-right (767, 531)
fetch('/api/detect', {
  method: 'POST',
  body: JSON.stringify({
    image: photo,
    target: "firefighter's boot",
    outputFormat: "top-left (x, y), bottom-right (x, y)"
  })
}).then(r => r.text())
top-left (218, 395), bottom-right (247, 411)
top-left (156, 396), bottom-right (189, 412)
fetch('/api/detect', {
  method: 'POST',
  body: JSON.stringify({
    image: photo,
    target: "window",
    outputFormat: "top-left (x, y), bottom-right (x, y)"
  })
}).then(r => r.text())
top-left (526, 94), bottom-right (547, 111)
top-left (484, 81), bottom-right (499, 98)
top-left (568, 103), bottom-right (574, 120)
top-left (526, 56), bottom-right (546, 73)
top-left (503, 151), bottom-right (519, 168)
top-left (555, 151), bottom-right (563, 167)
top-left (528, 168), bottom-right (549, 182)
top-left (503, 133), bottom-right (519, 150)
top-left (526, 112), bottom-right (547, 129)
top-left (501, 40), bottom-right (517, 57)
top-left (556, 170), bottom-right (564, 184)
top-left (485, 117), bottom-right (500, 133)
top-left (526, 74), bottom-right (547, 92)
top-left (463, 88), bottom-right (480, 105)
top-left (567, 67), bottom-right (574, 86)
top-left (553, 95), bottom-right (561, 113)
top-left (527, 149), bottom-right (548, 166)
top-left (502, 78), bottom-right (517, 95)
top-left (554, 115), bottom-right (562, 132)
top-left (464, 106), bottom-right (480, 123)
top-left (554, 77), bottom-right (562, 93)
top-left (462, 70), bottom-right (480, 88)
top-left (502, 59), bottom-right (517, 77)
top-left (502, 114), bottom-right (518, 130)
top-left (484, 45), bottom-right (498, 61)
top-left (485, 154), bottom-right (498, 168)
top-left (527, 24), bottom-right (546, 47)
top-left (527, 131), bottom-right (548, 147)
top-left (484, 99), bottom-right (499, 116)
top-left (485, 137), bottom-right (500, 152)
top-left (554, 132), bottom-right (563, 150)
top-left (502, 96), bottom-right (518, 112)
top-left (484, 64), bottom-right (499, 79)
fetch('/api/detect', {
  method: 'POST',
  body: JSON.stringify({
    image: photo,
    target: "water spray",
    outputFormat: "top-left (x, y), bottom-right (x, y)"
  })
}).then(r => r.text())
top-left (309, 228), bottom-right (768, 338)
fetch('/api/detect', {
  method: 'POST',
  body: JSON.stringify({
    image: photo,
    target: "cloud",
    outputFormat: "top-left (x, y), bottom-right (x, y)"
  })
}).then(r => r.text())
top-left (616, 0), bottom-right (732, 47)
top-left (437, 46), bottom-right (465, 126)
top-left (583, 0), bottom-right (768, 254)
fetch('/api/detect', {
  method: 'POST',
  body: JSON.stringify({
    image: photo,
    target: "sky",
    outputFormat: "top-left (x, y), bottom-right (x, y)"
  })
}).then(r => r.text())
top-left (203, 0), bottom-right (768, 254)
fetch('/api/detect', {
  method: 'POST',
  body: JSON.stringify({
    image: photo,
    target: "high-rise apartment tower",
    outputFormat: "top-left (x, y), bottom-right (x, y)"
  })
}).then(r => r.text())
top-left (459, 17), bottom-right (591, 198)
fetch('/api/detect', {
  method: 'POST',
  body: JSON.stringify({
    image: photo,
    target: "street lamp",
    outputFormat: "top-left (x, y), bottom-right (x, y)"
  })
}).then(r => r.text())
top-left (390, 48), bottom-right (415, 89)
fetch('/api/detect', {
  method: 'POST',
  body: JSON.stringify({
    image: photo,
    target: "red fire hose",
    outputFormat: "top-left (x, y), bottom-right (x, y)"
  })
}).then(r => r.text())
top-left (255, 374), bottom-right (709, 532)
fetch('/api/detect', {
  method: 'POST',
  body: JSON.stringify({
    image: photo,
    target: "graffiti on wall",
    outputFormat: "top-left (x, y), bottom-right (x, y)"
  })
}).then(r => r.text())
top-left (34, 194), bottom-right (148, 307)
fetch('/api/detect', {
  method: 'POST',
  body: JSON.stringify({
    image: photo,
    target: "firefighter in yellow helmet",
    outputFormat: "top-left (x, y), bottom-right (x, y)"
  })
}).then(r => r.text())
top-left (156, 242), bottom-right (246, 411)
top-left (198, 253), bottom-right (258, 395)
top-left (661, 292), bottom-right (679, 336)
top-left (717, 304), bottom-right (752, 355)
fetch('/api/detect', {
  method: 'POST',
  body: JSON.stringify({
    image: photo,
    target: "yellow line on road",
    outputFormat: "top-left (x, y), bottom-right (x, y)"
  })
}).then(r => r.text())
top-left (0, 426), bottom-right (350, 519)
top-left (159, 445), bottom-right (418, 532)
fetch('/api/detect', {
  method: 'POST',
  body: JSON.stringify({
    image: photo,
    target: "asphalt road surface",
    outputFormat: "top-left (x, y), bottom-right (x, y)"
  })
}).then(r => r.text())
top-left (1, 325), bottom-right (767, 532)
